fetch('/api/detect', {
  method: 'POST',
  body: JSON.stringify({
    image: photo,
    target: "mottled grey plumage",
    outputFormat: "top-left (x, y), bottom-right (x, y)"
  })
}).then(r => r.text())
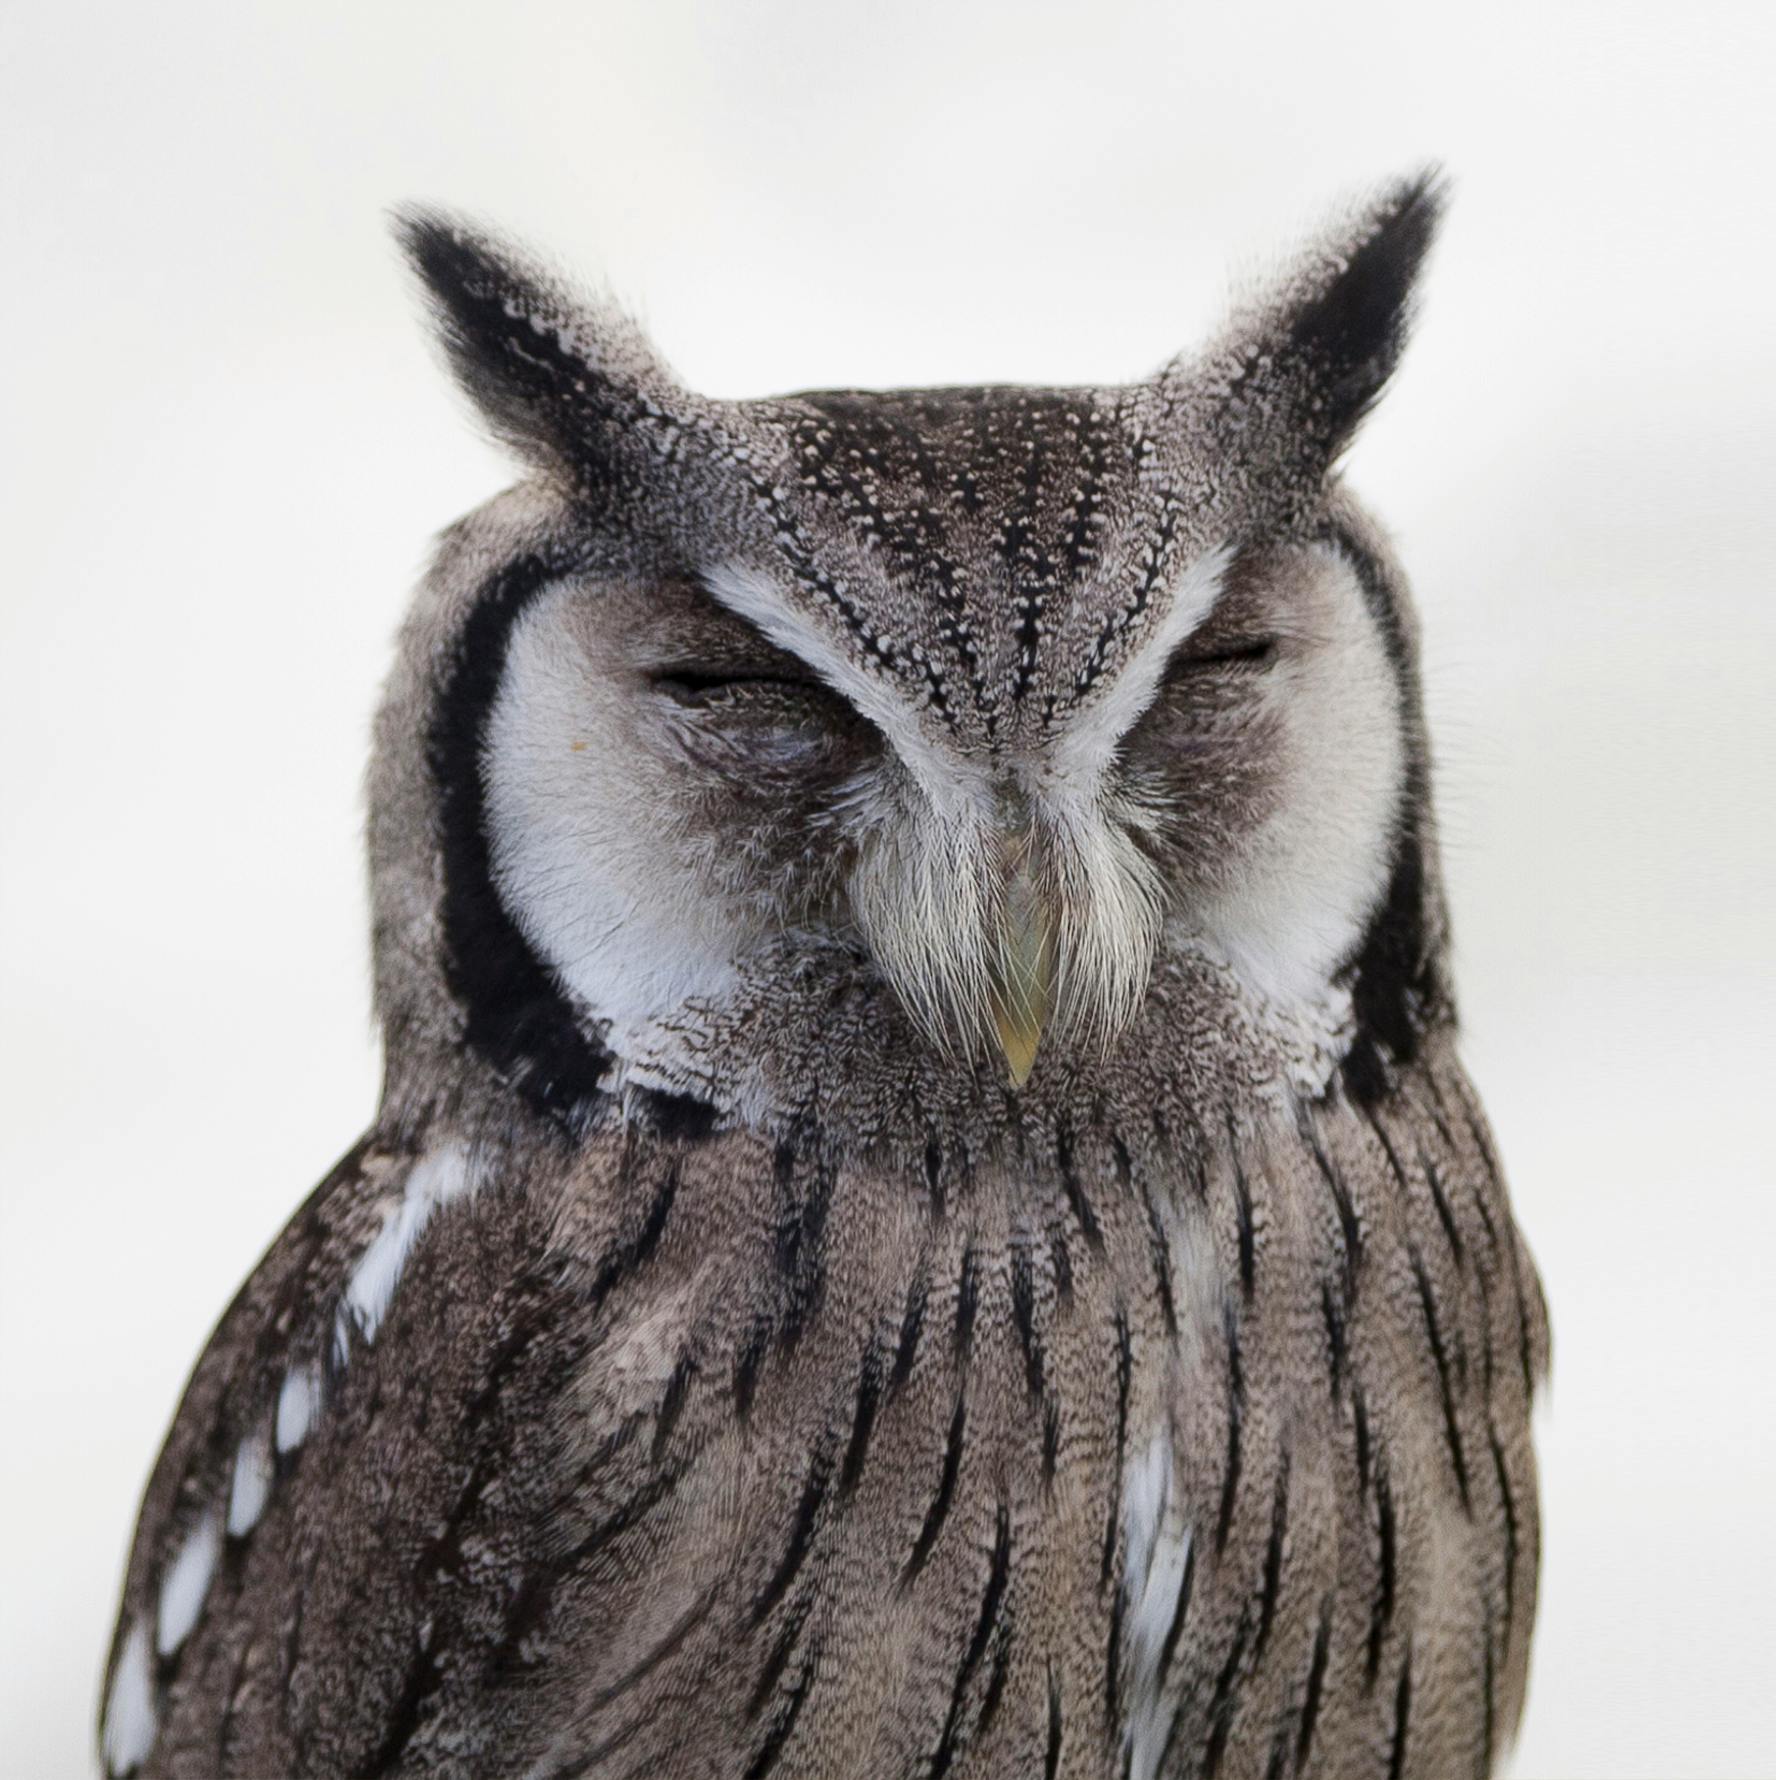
top-left (102, 174), bottom-right (1548, 1780)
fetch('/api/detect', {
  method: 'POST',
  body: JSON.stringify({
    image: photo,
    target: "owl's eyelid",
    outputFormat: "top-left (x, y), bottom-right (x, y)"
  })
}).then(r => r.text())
top-left (1164, 634), bottom-right (1279, 676)
top-left (649, 662), bottom-right (824, 697)
top-left (649, 663), bottom-right (853, 721)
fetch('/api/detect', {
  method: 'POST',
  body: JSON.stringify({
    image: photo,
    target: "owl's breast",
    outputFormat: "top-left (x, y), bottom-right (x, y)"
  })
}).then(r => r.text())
top-left (102, 1036), bottom-right (1543, 1780)
top-left (520, 1040), bottom-right (1545, 1779)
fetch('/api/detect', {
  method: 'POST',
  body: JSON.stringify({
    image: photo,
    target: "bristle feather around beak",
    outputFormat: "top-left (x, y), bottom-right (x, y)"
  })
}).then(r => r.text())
top-left (849, 783), bottom-right (1159, 1083)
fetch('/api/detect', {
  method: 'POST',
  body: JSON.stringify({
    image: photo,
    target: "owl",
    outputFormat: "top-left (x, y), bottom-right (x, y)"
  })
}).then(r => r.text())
top-left (100, 173), bottom-right (1548, 1780)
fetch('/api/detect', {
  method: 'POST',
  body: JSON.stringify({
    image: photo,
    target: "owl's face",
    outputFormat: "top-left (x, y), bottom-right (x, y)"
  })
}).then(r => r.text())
top-left (384, 179), bottom-right (1441, 1120)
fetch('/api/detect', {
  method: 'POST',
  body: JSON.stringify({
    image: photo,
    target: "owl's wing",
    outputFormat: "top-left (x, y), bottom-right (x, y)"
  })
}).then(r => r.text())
top-left (97, 1125), bottom-right (691, 1779)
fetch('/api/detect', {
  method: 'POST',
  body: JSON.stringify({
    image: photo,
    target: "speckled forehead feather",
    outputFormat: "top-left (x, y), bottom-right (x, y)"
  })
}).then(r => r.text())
top-left (746, 383), bottom-right (1191, 742)
top-left (396, 171), bottom-right (1441, 749)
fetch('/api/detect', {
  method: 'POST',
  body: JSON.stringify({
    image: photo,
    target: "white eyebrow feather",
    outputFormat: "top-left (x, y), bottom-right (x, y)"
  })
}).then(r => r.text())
top-left (1046, 545), bottom-right (1231, 793)
top-left (701, 561), bottom-right (991, 820)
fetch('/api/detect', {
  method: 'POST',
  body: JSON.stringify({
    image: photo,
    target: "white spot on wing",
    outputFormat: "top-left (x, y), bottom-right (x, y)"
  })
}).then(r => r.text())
top-left (341, 1144), bottom-right (472, 1348)
top-left (348, 1200), bottom-right (409, 1332)
top-left (102, 1617), bottom-right (157, 1775)
top-left (228, 1421), bottom-right (273, 1537)
top-left (156, 1509), bottom-right (221, 1656)
top-left (275, 1361), bottom-right (320, 1454)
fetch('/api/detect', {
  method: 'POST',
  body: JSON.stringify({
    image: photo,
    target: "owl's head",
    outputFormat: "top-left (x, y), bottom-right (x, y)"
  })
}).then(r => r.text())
top-left (370, 177), bottom-right (1449, 1138)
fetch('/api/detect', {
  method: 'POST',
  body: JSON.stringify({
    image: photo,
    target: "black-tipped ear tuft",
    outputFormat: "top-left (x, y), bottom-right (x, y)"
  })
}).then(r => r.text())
top-left (392, 204), bottom-right (686, 494)
top-left (1283, 169), bottom-right (1446, 447)
top-left (1178, 171), bottom-right (1448, 487)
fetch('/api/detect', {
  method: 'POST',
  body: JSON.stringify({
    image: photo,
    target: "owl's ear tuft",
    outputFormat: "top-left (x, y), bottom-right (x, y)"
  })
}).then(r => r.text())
top-left (392, 205), bottom-right (689, 494)
top-left (1275, 169), bottom-right (1444, 446)
top-left (1183, 170), bottom-right (1446, 484)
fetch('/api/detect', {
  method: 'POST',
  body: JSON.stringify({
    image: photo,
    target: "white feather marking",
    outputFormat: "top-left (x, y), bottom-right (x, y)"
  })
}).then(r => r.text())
top-left (703, 561), bottom-right (990, 821)
top-left (281, 1148), bottom-right (478, 1449)
top-left (133, 1139), bottom-right (483, 1718)
top-left (1120, 1428), bottom-right (1194, 1780)
top-left (102, 1617), bottom-right (157, 1776)
top-left (227, 1421), bottom-right (273, 1537)
top-left (1122, 1429), bottom-right (1171, 1594)
top-left (155, 1509), bottom-right (221, 1656)
top-left (1046, 546), bottom-right (1232, 792)
top-left (274, 1361), bottom-right (320, 1455)
top-left (342, 1144), bottom-right (473, 1348)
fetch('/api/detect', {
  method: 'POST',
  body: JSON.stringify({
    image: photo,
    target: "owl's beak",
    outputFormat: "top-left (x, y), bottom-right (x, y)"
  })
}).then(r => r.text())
top-left (988, 828), bottom-right (1055, 1089)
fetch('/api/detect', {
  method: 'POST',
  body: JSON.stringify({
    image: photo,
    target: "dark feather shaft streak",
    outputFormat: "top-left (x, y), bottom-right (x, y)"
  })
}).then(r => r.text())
top-left (1102, 1308), bottom-right (1134, 1583)
top-left (1295, 1600), bottom-right (1333, 1770)
top-left (1216, 1304), bottom-right (1245, 1557)
top-left (751, 1451), bottom-right (830, 1629)
top-left (1412, 1247), bottom-right (1473, 1513)
top-left (928, 1504), bottom-right (1013, 1779)
top-left (905, 1394), bottom-right (967, 1585)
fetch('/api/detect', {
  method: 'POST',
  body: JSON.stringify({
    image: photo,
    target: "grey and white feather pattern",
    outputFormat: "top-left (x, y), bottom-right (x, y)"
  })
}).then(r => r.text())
top-left (101, 172), bottom-right (1548, 1780)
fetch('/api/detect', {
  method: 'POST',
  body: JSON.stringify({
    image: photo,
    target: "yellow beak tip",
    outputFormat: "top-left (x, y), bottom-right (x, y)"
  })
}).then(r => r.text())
top-left (996, 1020), bottom-right (1043, 1090)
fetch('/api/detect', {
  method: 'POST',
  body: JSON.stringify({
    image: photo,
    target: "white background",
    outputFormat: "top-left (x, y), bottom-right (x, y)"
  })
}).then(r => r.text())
top-left (2, 2), bottom-right (1770, 1775)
